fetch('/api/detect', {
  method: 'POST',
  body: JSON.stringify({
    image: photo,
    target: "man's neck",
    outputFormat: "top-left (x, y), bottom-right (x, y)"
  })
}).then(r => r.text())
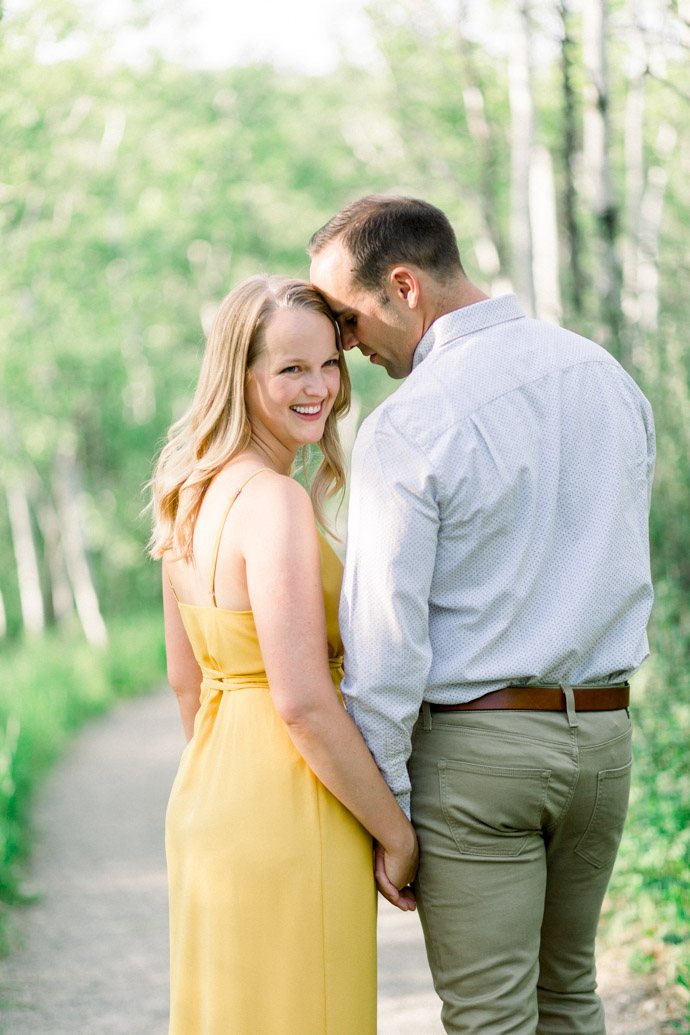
top-left (420, 276), bottom-right (489, 339)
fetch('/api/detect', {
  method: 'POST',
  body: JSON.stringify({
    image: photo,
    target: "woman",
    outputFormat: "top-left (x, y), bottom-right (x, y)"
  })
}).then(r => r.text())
top-left (149, 275), bottom-right (417, 1034)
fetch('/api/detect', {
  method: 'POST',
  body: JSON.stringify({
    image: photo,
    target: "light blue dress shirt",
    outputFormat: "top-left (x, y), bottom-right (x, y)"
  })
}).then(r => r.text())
top-left (339, 295), bottom-right (655, 816)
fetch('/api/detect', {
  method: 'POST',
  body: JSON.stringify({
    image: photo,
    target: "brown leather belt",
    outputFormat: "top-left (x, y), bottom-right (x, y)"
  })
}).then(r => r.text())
top-left (428, 684), bottom-right (630, 712)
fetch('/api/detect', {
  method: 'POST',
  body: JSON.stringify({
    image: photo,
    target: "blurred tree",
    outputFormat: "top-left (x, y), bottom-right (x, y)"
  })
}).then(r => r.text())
top-left (509, 0), bottom-right (537, 314)
top-left (558, 0), bottom-right (587, 314)
top-left (0, 3), bottom-right (388, 637)
top-left (0, 0), bottom-right (688, 1010)
top-left (582, 0), bottom-right (624, 354)
top-left (0, 0), bottom-right (687, 620)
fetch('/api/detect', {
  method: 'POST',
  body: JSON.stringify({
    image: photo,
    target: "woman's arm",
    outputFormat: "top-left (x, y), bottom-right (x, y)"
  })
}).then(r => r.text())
top-left (239, 477), bottom-right (418, 905)
top-left (162, 559), bottom-right (202, 742)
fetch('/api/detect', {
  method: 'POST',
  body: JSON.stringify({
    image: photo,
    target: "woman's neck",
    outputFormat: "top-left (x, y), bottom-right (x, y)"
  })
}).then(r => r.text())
top-left (243, 432), bottom-right (295, 476)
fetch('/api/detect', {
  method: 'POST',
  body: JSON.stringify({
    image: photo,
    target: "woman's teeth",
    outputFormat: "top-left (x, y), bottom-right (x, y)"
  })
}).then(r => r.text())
top-left (291, 404), bottom-right (322, 414)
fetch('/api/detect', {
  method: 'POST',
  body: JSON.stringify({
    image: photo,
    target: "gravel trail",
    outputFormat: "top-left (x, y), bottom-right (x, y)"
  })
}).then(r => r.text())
top-left (0, 690), bottom-right (661, 1034)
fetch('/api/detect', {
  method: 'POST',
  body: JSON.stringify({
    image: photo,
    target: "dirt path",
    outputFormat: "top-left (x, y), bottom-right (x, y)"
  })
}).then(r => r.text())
top-left (0, 690), bottom-right (663, 1034)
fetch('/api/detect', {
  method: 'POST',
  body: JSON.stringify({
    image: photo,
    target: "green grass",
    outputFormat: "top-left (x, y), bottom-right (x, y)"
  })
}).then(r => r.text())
top-left (0, 612), bottom-right (166, 950)
top-left (601, 577), bottom-right (690, 1028)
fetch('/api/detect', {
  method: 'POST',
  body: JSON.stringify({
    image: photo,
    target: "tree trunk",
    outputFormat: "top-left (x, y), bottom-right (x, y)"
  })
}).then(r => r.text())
top-left (582, 0), bottom-right (625, 358)
top-left (509, 0), bottom-right (536, 315)
top-left (5, 476), bottom-right (45, 635)
top-left (463, 81), bottom-right (508, 291)
top-left (559, 0), bottom-right (586, 314)
top-left (621, 2), bottom-right (647, 333)
top-left (53, 443), bottom-right (108, 647)
top-left (530, 144), bottom-right (562, 324)
top-left (636, 125), bottom-right (676, 337)
top-left (37, 496), bottom-right (74, 625)
top-left (453, 9), bottom-right (511, 292)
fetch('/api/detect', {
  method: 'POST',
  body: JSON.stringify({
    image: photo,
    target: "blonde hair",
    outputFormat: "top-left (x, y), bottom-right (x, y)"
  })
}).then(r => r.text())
top-left (149, 275), bottom-right (351, 560)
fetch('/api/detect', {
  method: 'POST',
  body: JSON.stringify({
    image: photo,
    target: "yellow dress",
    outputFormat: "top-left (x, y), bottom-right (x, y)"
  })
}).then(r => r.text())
top-left (165, 472), bottom-right (377, 1034)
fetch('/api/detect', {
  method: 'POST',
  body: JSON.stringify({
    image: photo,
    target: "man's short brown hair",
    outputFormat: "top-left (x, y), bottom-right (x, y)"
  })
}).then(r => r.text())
top-left (308, 195), bottom-right (464, 297)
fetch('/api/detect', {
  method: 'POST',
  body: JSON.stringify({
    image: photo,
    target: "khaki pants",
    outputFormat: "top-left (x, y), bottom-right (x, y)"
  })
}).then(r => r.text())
top-left (408, 703), bottom-right (632, 1035)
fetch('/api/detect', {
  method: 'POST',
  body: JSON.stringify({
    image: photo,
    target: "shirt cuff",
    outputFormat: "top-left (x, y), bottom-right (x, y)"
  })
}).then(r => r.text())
top-left (396, 790), bottom-right (412, 821)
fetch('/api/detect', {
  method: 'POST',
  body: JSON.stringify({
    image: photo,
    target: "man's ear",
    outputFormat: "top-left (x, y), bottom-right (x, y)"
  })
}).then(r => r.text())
top-left (389, 266), bottom-right (421, 309)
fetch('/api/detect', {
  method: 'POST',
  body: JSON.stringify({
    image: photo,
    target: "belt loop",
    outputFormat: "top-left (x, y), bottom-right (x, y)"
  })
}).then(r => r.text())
top-left (422, 701), bottom-right (433, 732)
top-left (561, 684), bottom-right (578, 728)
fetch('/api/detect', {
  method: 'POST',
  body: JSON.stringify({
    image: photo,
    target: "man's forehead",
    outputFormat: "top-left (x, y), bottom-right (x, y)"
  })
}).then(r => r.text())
top-left (310, 240), bottom-right (355, 297)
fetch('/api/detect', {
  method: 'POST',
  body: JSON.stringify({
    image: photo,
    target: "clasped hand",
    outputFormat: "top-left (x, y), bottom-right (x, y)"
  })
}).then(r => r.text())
top-left (374, 837), bottom-right (419, 912)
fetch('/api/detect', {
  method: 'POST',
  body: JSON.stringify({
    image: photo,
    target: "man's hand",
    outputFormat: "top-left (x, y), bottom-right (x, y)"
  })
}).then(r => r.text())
top-left (374, 840), bottom-right (418, 912)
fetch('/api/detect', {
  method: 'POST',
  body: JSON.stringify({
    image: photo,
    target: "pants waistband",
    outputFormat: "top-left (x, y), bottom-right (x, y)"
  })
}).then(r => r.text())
top-left (427, 683), bottom-right (630, 713)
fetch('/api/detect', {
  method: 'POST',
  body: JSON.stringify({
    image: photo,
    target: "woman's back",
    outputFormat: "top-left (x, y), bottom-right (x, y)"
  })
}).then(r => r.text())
top-left (166, 464), bottom-right (274, 613)
top-left (165, 467), bottom-right (376, 1034)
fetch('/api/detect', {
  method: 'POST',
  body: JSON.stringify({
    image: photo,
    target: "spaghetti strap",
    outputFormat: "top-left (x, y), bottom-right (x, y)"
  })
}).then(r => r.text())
top-left (166, 567), bottom-right (180, 602)
top-left (209, 468), bottom-right (273, 606)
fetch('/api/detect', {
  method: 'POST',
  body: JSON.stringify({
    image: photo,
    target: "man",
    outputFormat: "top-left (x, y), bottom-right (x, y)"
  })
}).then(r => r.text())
top-left (308, 195), bottom-right (655, 1035)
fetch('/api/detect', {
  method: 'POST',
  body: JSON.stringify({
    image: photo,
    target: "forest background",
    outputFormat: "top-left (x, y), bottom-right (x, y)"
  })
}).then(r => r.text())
top-left (0, 0), bottom-right (688, 1021)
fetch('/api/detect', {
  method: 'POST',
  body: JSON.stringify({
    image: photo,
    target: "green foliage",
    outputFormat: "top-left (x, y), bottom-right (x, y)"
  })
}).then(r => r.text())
top-left (0, 8), bottom-right (396, 634)
top-left (1, 0), bottom-right (689, 1011)
top-left (610, 578), bottom-right (690, 921)
top-left (0, 613), bottom-right (166, 933)
top-left (611, 325), bottom-right (690, 1005)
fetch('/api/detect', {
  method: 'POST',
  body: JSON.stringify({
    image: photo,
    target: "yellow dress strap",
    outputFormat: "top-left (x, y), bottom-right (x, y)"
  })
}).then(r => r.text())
top-left (209, 468), bottom-right (273, 606)
top-left (166, 567), bottom-right (180, 602)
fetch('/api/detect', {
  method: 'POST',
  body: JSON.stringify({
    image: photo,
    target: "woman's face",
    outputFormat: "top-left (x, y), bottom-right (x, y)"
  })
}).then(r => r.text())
top-left (245, 308), bottom-right (341, 457)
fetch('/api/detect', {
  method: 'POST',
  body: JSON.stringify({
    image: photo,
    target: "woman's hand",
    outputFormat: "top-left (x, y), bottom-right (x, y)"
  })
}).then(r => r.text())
top-left (374, 829), bottom-right (419, 912)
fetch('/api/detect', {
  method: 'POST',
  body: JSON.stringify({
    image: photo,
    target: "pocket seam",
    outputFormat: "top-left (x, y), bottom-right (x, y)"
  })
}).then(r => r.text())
top-left (439, 759), bottom-right (551, 859)
top-left (575, 759), bottom-right (633, 869)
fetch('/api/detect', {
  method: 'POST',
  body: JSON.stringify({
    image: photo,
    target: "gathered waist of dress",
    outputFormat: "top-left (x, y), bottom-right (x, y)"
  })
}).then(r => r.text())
top-left (201, 656), bottom-right (344, 694)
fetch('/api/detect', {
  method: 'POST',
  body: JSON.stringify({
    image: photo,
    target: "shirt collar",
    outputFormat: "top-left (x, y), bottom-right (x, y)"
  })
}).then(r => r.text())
top-left (412, 294), bottom-right (525, 370)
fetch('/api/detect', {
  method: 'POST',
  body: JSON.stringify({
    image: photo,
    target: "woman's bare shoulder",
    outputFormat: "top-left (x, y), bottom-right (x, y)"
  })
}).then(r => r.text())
top-left (199, 464), bottom-right (303, 515)
top-left (193, 463), bottom-right (314, 543)
top-left (237, 471), bottom-right (315, 537)
top-left (244, 469), bottom-right (309, 502)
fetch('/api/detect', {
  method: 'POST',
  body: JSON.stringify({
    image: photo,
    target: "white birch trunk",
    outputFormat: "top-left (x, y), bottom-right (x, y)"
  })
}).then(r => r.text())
top-left (559, 0), bottom-right (586, 312)
top-left (636, 125), bottom-right (677, 336)
top-left (450, 7), bottom-right (510, 292)
top-left (54, 446), bottom-right (108, 648)
top-left (464, 82), bottom-right (513, 295)
top-left (582, 0), bottom-right (612, 211)
top-left (38, 497), bottom-right (74, 623)
top-left (582, 0), bottom-right (623, 349)
top-left (5, 476), bottom-right (45, 635)
top-left (621, 3), bottom-right (647, 324)
top-left (464, 84), bottom-right (504, 290)
top-left (529, 145), bottom-right (562, 324)
top-left (509, 0), bottom-right (536, 315)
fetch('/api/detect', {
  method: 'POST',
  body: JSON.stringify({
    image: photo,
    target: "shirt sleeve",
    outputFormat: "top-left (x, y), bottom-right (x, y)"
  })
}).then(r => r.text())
top-left (339, 411), bottom-right (440, 818)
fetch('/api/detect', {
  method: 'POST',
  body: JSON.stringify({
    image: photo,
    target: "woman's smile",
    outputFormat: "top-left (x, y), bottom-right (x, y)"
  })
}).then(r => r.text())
top-left (290, 402), bottom-right (325, 419)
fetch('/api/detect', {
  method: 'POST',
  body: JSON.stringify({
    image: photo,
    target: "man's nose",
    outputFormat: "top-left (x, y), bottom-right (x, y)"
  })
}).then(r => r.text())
top-left (341, 327), bottom-right (359, 351)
